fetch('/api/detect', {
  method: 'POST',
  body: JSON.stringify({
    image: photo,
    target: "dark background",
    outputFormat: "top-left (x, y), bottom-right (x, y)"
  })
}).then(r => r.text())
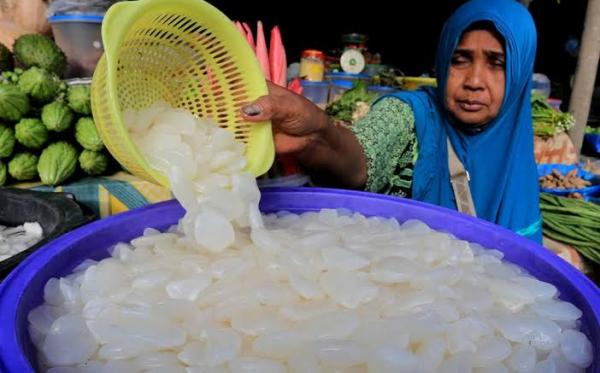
top-left (209, 0), bottom-right (589, 101)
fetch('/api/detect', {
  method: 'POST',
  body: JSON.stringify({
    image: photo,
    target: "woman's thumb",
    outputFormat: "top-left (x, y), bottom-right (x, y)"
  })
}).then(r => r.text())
top-left (241, 95), bottom-right (275, 122)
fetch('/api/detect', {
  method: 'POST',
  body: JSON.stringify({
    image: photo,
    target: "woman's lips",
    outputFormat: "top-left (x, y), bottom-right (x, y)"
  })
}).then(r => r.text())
top-left (458, 100), bottom-right (485, 112)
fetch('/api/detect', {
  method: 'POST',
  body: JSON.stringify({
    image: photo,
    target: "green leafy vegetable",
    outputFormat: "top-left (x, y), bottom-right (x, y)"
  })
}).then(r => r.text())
top-left (326, 81), bottom-right (377, 124)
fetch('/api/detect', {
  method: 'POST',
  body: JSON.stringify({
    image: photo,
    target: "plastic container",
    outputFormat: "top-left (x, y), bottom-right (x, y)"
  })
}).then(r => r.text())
top-left (325, 71), bottom-right (370, 84)
top-left (547, 98), bottom-right (562, 111)
top-left (328, 79), bottom-right (353, 104)
top-left (0, 188), bottom-right (93, 279)
top-left (91, 0), bottom-right (273, 187)
top-left (257, 174), bottom-right (310, 188)
top-left (532, 73), bottom-right (551, 98)
top-left (0, 188), bottom-right (599, 372)
top-left (368, 85), bottom-right (397, 97)
top-left (300, 80), bottom-right (329, 109)
top-left (48, 14), bottom-right (104, 78)
top-left (299, 49), bottom-right (325, 81)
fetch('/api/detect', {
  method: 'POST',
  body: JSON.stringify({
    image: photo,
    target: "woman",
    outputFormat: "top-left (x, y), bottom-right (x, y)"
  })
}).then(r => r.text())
top-left (242, 0), bottom-right (542, 243)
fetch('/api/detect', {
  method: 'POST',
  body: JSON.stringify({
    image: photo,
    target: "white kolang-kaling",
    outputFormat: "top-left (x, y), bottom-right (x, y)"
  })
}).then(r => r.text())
top-left (0, 222), bottom-right (43, 261)
top-left (29, 105), bottom-right (593, 373)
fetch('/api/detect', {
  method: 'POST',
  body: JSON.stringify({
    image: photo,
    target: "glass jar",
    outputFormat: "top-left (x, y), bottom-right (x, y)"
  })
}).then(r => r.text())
top-left (299, 49), bottom-right (325, 82)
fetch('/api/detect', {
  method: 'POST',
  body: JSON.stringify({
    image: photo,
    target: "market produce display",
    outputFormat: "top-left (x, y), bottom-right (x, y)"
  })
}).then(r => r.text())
top-left (0, 35), bottom-right (117, 186)
top-left (28, 104), bottom-right (594, 372)
top-left (531, 93), bottom-right (575, 138)
top-left (585, 126), bottom-right (600, 135)
top-left (12, 34), bottom-right (67, 76)
top-left (326, 81), bottom-right (377, 124)
top-left (541, 192), bottom-right (600, 264)
top-left (539, 168), bottom-right (591, 190)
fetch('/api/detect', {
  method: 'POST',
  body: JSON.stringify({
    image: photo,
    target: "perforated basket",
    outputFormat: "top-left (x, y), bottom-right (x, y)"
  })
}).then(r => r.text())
top-left (91, 0), bottom-right (274, 186)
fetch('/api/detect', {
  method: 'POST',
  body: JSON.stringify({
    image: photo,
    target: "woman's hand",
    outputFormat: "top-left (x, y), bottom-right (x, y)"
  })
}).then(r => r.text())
top-left (241, 81), bottom-right (329, 155)
top-left (241, 81), bottom-right (368, 188)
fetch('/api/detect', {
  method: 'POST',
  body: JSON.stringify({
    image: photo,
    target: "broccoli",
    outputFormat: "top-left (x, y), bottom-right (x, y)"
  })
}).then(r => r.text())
top-left (13, 34), bottom-right (67, 77)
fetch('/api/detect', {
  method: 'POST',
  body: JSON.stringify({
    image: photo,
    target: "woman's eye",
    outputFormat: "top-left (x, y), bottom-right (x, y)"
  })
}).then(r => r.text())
top-left (451, 55), bottom-right (469, 65)
top-left (490, 57), bottom-right (505, 68)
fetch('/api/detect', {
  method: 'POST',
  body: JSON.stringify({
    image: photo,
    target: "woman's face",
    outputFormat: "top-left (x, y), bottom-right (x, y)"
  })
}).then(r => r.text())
top-left (445, 29), bottom-right (506, 126)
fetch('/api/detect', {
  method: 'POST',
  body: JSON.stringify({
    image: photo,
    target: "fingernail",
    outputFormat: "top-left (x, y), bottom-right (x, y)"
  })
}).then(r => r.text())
top-left (242, 104), bottom-right (261, 116)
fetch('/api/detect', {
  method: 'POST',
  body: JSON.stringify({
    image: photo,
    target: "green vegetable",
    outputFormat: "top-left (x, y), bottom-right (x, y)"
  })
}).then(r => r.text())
top-left (0, 84), bottom-right (30, 122)
top-left (75, 117), bottom-right (104, 151)
top-left (8, 152), bottom-right (38, 181)
top-left (0, 42), bottom-right (13, 72)
top-left (37, 141), bottom-right (78, 186)
top-left (531, 93), bottom-right (574, 137)
top-left (67, 84), bottom-right (91, 115)
top-left (540, 192), bottom-right (600, 264)
top-left (0, 160), bottom-right (6, 185)
top-left (1, 68), bottom-right (24, 85)
top-left (42, 101), bottom-right (74, 132)
top-left (18, 67), bottom-right (61, 103)
top-left (79, 150), bottom-right (109, 176)
top-left (586, 126), bottom-right (600, 135)
top-left (13, 34), bottom-right (67, 77)
top-left (326, 81), bottom-right (377, 124)
top-left (15, 118), bottom-right (49, 149)
top-left (0, 124), bottom-right (15, 158)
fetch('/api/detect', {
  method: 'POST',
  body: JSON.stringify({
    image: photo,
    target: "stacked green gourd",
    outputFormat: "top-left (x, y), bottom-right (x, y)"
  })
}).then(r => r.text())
top-left (0, 34), bottom-right (116, 187)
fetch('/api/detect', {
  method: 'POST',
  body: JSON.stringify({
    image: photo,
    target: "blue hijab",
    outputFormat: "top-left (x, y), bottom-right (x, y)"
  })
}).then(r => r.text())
top-left (386, 0), bottom-right (542, 242)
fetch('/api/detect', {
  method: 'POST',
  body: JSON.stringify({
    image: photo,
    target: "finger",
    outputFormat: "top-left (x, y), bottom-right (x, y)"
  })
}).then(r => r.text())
top-left (241, 95), bottom-right (277, 122)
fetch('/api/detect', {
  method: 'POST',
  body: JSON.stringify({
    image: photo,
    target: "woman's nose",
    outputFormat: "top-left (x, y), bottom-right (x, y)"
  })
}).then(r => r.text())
top-left (463, 63), bottom-right (485, 91)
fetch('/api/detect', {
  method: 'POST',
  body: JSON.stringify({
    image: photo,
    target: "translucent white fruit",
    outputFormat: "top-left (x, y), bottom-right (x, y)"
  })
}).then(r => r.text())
top-left (298, 310), bottom-right (359, 339)
top-left (312, 339), bottom-right (366, 367)
top-left (369, 257), bottom-right (417, 284)
top-left (194, 210), bottom-right (235, 252)
top-left (472, 336), bottom-right (512, 367)
top-left (177, 329), bottom-right (241, 366)
top-left (319, 270), bottom-right (379, 308)
top-left (165, 274), bottom-right (212, 301)
top-left (506, 344), bottom-right (537, 373)
top-left (252, 331), bottom-right (304, 359)
top-left (560, 330), bottom-right (593, 368)
top-left (531, 300), bottom-right (583, 322)
top-left (287, 271), bottom-right (323, 299)
top-left (42, 314), bottom-right (98, 366)
top-left (368, 348), bottom-right (421, 373)
top-left (488, 278), bottom-right (535, 311)
top-left (228, 357), bottom-right (286, 373)
top-left (416, 337), bottom-right (446, 372)
top-left (321, 246), bottom-right (369, 271)
top-left (230, 308), bottom-right (287, 336)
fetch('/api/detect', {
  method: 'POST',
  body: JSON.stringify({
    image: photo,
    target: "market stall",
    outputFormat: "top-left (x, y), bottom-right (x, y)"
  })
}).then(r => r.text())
top-left (0, 0), bottom-right (599, 372)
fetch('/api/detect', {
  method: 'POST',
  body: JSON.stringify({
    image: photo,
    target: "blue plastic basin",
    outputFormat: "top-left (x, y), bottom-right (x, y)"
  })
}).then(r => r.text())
top-left (0, 188), bottom-right (598, 372)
